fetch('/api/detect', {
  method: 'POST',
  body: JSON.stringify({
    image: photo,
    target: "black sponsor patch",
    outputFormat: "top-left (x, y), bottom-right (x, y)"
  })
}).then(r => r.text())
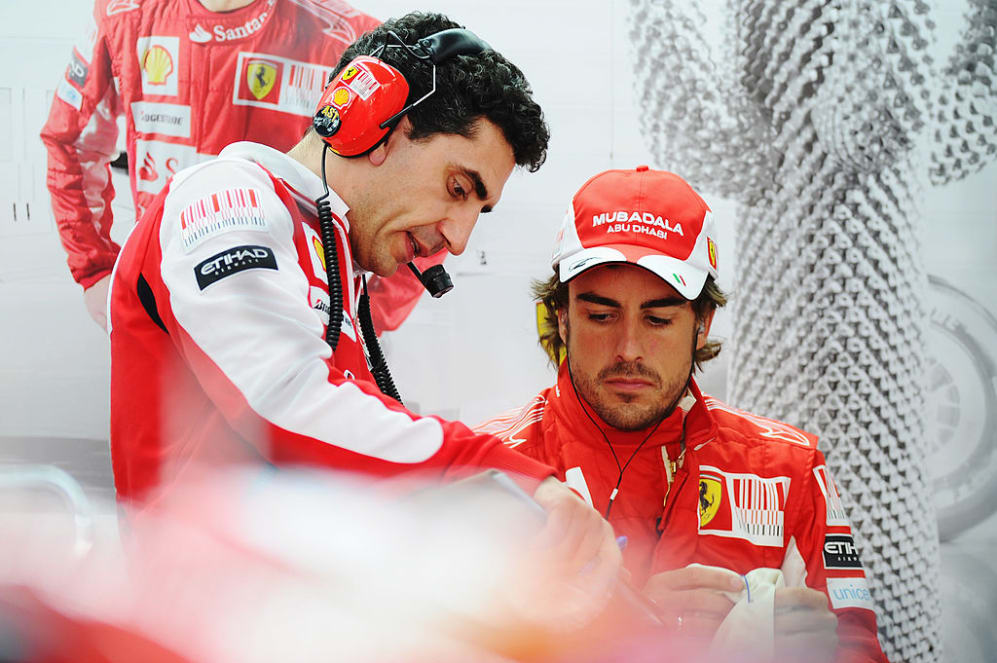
top-left (194, 244), bottom-right (277, 290)
top-left (67, 50), bottom-right (89, 87)
top-left (822, 534), bottom-right (863, 570)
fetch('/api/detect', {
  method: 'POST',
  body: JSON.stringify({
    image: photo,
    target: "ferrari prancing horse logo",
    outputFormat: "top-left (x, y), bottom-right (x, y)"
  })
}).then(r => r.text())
top-left (312, 236), bottom-right (326, 271)
top-left (247, 60), bottom-right (277, 100)
top-left (699, 476), bottom-right (721, 527)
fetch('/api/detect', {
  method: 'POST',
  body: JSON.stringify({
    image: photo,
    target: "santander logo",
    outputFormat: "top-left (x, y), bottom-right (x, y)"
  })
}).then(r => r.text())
top-left (188, 24), bottom-right (212, 43)
top-left (189, 0), bottom-right (277, 43)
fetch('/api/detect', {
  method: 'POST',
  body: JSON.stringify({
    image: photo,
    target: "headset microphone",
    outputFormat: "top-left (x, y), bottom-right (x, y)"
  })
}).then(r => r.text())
top-left (408, 262), bottom-right (453, 298)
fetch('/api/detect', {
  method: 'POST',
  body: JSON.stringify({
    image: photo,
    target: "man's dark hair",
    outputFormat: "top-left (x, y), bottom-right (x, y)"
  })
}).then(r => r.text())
top-left (532, 270), bottom-right (728, 370)
top-left (330, 12), bottom-right (548, 171)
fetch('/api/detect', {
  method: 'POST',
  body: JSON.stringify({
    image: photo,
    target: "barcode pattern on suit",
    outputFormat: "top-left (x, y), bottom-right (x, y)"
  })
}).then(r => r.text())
top-left (284, 62), bottom-right (332, 110)
top-left (731, 476), bottom-right (785, 544)
top-left (698, 465), bottom-right (790, 547)
top-left (180, 188), bottom-right (268, 252)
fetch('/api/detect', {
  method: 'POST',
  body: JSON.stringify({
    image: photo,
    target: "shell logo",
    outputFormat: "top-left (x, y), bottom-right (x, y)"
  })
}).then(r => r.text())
top-left (142, 45), bottom-right (174, 85)
top-left (332, 87), bottom-right (350, 107)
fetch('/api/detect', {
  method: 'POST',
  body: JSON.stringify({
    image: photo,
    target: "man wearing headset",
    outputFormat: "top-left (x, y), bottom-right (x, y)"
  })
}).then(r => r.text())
top-left (106, 10), bottom-right (621, 617)
top-left (477, 167), bottom-right (889, 661)
top-left (40, 0), bottom-right (432, 334)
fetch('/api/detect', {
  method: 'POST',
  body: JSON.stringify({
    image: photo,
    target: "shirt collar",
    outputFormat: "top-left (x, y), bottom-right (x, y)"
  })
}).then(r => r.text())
top-left (218, 141), bottom-right (350, 223)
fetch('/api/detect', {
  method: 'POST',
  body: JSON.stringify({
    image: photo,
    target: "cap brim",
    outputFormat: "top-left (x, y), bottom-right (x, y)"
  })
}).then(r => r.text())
top-left (636, 254), bottom-right (709, 300)
top-left (558, 245), bottom-right (708, 300)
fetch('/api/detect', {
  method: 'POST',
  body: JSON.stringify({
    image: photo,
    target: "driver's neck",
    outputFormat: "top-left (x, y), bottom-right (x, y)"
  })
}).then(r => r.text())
top-left (195, 0), bottom-right (257, 12)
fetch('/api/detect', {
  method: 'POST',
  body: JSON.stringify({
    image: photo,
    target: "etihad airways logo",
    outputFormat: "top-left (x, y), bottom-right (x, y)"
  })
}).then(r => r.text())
top-left (592, 211), bottom-right (684, 236)
top-left (188, 0), bottom-right (276, 43)
top-left (195, 245), bottom-right (277, 290)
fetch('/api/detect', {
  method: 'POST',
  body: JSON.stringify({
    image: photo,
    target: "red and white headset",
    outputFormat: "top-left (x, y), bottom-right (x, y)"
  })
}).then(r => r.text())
top-left (312, 28), bottom-right (490, 157)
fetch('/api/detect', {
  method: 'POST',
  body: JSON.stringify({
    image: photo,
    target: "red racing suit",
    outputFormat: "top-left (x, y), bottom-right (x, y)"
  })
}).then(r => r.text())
top-left (39, 0), bottom-right (430, 330)
top-left (109, 141), bottom-right (554, 504)
top-left (477, 364), bottom-right (888, 663)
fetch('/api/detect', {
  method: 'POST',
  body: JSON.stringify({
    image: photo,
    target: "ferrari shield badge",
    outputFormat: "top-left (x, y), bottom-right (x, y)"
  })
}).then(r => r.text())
top-left (699, 476), bottom-right (722, 527)
top-left (247, 60), bottom-right (277, 100)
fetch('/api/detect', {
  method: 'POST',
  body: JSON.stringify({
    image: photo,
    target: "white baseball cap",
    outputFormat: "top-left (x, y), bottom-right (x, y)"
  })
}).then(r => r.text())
top-left (551, 166), bottom-right (719, 299)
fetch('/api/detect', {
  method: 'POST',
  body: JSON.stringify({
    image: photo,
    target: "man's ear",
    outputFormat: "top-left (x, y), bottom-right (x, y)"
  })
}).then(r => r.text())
top-left (557, 307), bottom-right (568, 346)
top-left (367, 115), bottom-right (411, 167)
top-left (696, 308), bottom-right (717, 350)
top-left (367, 141), bottom-right (388, 166)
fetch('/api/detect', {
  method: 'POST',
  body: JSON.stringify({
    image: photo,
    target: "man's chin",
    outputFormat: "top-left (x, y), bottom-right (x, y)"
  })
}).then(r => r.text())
top-left (603, 414), bottom-right (659, 432)
top-left (594, 400), bottom-right (662, 432)
top-left (360, 259), bottom-right (399, 278)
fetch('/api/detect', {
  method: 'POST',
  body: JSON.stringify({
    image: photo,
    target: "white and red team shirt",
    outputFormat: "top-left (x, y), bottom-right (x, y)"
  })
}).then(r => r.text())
top-left (40, 0), bottom-right (431, 330)
top-left (477, 365), bottom-right (889, 663)
top-left (109, 141), bottom-right (555, 504)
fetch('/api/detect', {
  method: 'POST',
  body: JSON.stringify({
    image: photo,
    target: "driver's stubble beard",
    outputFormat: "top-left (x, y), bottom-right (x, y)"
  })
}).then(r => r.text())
top-left (563, 318), bottom-right (694, 432)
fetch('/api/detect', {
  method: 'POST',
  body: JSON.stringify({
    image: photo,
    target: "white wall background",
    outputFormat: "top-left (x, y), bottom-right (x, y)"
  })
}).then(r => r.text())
top-left (0, 1), bottom-right (994, 660)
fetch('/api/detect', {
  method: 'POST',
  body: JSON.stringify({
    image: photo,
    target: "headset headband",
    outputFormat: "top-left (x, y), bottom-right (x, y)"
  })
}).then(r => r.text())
top-left (374, 29), bottom-right (490, 131)
top-left (313, 28), bottom-right (490, 157)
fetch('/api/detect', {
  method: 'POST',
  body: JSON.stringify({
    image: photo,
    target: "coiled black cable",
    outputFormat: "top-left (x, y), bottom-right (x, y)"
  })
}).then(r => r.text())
top-left (357, 276), bottom-right (403, 403)
top-left (316, 144), bottom-right (344, 352)
top-left (315, 143), bottom-right (402, 403)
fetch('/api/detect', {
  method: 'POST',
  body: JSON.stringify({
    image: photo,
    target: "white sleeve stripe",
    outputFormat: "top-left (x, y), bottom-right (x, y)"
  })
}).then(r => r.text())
top-left (780, 535), bottom-right (807, 587)
top-left (565, 467), bottom-right (594, 508)
top-left (160, 159), bottom-right (444, 464)
top-left (77, 85), bottom-right (119, 228)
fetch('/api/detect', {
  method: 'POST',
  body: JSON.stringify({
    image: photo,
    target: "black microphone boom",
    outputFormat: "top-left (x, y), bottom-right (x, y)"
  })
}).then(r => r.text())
top-left (407, 262), bottom-right (453, 298)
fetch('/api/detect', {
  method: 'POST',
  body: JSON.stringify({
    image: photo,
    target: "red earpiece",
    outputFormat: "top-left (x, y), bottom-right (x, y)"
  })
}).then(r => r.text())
top-left (313, 55), bottom-right (410, 157)
top-left (313, 29), bottom-right (489, 158)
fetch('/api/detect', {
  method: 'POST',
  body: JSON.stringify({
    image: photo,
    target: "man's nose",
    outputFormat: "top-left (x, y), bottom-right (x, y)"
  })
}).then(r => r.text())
top-left (438, 208), bottom-right (478, 255)
top-left (614, 317), bottom-right (643, 363)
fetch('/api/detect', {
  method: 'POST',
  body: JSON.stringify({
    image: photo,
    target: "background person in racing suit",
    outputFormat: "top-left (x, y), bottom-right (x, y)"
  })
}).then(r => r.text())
top-left (108, 11), bottom-right (622, 621)
top-left (40, 0), bottom-right (433, 332)
top-left (476, 167), bottom-right (889, 662)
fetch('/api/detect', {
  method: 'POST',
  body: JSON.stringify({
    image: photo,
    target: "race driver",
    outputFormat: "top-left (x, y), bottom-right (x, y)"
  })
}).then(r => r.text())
top-left (107, 10), bottom-right (621, 613)
top-left (40, 0), bottom-right (431, 332)
top-left (476, 167), bottom-right (889, 662)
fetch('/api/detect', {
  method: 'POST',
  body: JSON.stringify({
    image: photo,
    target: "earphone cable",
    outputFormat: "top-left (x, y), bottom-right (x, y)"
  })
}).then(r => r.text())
top-left (316, 143), bottom-right (343, 352)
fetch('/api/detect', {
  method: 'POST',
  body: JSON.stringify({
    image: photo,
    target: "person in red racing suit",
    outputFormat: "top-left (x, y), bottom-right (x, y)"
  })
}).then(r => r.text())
top-left (477, 167), bottom-right (888, 662)
top-left (107, 15), bottom-right (623, 608)
top-left (39, 0), bottom-right (433, 331)
top-left (110, 140), bottom-right (557, 502)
